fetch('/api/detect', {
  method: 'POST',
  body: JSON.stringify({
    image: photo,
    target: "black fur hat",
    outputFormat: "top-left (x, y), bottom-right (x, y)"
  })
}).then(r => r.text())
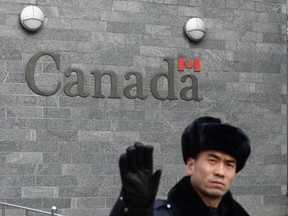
top-left (181, 116), bottom-right (250, 173)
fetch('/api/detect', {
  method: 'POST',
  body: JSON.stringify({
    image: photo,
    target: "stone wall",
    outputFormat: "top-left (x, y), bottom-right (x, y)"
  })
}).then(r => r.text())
top-left (0, 0), bottom-right (287, 215)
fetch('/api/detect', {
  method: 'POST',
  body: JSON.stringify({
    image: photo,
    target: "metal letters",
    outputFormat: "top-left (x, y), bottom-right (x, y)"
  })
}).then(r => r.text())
top-left (25, 51), bottom-right (61, 96)
top-left (25, 51), bottom-right (203, 101)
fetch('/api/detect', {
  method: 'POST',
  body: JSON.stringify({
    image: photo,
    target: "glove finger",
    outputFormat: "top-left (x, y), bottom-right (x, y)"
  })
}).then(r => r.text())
top-left (119, 153), bottom-right (129, 176)
top-left (134, 142), bottom-right (145, 170)
top-left (127, 145), bottom-right (137, 172)
top-left (150, 169), bottom-right (162, 194)
top-left (144, 145), bottom-right (153, 171)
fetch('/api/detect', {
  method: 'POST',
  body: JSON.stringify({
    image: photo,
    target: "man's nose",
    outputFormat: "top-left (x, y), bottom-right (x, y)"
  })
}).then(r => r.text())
top-left (214, 163), bottom-right (225, 177)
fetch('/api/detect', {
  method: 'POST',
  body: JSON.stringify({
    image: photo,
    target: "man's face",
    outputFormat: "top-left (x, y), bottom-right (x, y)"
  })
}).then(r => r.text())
top-left (187, 150), bottom-right (237, 202)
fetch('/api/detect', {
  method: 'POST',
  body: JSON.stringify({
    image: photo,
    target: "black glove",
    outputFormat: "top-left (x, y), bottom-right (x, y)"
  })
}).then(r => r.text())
top-left (119, 142), bottom-right (162, 209)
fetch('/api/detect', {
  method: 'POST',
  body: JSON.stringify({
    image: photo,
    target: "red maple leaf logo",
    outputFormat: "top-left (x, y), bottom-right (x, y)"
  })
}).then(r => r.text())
top-left (185, 60), bottom-right (193, 69)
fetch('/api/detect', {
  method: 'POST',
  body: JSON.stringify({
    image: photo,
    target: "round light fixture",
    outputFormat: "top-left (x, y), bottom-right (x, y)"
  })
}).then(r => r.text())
top-left (183, 18), bottom-right (206, 41)
top-left (20, 6), bottom-right (44, 32)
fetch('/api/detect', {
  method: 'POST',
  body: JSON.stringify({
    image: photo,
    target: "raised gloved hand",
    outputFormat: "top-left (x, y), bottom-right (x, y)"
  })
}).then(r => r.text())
top-left (119, 142), bottom-right (162, 209)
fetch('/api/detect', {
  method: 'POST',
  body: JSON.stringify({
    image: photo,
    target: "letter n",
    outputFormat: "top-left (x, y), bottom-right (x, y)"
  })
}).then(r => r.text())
top-left (91, 71), bottom-right (121, 99)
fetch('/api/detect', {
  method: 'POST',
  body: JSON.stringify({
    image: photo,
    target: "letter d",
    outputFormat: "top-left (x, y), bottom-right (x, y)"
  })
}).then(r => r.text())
top-left (150, 58), bottom-right (177, 100)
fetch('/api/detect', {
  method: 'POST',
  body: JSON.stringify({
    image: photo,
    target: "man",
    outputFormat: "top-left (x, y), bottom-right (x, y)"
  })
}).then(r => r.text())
top-left (110, 116), bottom-right (251, 216)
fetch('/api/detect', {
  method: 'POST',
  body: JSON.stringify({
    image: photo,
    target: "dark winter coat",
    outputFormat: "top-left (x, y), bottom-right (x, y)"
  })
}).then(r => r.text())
top-left (110, 176), bottom-right (249, 216)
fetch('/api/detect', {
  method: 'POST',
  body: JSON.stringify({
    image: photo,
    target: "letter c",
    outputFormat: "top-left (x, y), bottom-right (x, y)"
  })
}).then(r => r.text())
top-left (25, 51), bottom-right (61, 96)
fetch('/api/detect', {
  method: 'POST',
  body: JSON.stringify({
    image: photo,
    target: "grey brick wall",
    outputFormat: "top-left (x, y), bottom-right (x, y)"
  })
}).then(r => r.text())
top-left (0, 0), bottom-right (287, 215)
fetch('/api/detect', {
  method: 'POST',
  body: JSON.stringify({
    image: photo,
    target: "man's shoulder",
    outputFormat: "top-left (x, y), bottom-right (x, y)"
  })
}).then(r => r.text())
top-left (153, 199), bottom-right (173, 216)
top-left (154, 199), bottom-right (169, 210)
top-left (230, 198), bottom-right (250, 216)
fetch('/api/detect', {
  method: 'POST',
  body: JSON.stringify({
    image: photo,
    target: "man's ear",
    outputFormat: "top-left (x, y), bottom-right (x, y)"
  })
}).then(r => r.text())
top-left (186, 157), bottom-right (195, 176)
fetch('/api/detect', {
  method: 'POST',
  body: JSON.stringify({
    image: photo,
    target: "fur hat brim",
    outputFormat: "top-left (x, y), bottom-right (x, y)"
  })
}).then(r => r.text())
top-left (181, 117), bottom-right (251, 173)
top-left (199, 123), bottom-right (250, 172)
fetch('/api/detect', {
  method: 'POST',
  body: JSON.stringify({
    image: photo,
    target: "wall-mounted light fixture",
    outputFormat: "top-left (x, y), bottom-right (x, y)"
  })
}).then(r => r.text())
top-left (20, 6), bottom-right (44, 32)
top-left (183, 18), bottom-right (206, 42)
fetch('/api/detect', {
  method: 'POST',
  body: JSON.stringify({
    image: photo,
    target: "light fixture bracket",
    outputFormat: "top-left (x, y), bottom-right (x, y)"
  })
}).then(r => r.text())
top-left (20, 6), bottom-right (44, 32)
top-left (183, 18), bottom-right (206, 42)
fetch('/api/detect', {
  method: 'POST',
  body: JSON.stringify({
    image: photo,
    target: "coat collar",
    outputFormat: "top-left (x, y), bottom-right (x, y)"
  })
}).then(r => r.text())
top-left (167, 176), bottom-right (247, 216)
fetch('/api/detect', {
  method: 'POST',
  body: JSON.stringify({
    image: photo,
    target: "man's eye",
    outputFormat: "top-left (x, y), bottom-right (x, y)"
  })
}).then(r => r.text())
top-left (208, 159), bottom-right (216, 164)
top-left (227, 163), bottom-right (235, 168)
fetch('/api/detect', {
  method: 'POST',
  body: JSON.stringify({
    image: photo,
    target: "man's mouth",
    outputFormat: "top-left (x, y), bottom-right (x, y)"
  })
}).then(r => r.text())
top-left (210, 181), bottom-right (225, 187)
